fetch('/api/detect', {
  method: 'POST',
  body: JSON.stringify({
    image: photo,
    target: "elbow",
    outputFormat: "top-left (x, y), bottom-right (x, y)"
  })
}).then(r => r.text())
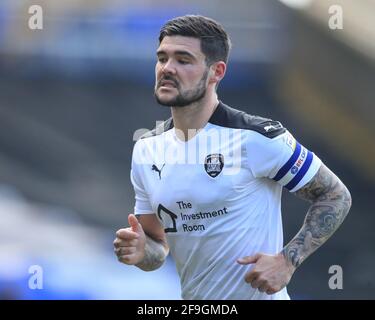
top-left (343, 181), bottom-right (352, 205)
top-left (341, 183), bottom-right (352, 217)
top-left (347, 188), bottom-right (352, 209)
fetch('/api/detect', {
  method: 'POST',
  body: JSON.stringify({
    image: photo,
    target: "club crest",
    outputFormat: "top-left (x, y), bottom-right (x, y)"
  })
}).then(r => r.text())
top-left (204, 153), bottom-right (224, 178)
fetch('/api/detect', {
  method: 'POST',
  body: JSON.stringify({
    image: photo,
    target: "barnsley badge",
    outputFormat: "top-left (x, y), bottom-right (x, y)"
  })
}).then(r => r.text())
top-left (204, 153), bottom-right (224, 178)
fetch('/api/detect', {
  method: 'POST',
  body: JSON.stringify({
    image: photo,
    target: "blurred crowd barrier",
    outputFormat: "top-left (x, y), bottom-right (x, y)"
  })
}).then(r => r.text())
top-left (0, 184), bottom-right (181, 299)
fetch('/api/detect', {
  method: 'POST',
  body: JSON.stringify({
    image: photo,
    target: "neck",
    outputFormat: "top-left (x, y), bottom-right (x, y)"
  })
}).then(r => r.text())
top-left (171, 92), bottom-right (219, 141)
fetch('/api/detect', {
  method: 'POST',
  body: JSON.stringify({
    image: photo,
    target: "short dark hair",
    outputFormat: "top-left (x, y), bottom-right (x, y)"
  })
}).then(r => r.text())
top-left (159, 15), bottom-right (232, 66)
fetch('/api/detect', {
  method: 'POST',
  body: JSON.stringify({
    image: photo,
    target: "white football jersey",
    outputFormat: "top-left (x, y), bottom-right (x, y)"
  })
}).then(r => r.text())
top-left (131, 102), bottom-right (321, 300)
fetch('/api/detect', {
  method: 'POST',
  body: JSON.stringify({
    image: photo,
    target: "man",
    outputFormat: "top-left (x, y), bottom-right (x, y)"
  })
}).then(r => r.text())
top-left (113, 15), bottom-right (352, 299)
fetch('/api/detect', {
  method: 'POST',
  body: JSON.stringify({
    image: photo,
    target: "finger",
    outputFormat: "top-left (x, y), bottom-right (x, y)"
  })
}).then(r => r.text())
top-left (128, 214), bottom-right (141, 232)
top-left (244, 270), bottom-right (258, 284)
top-left (115, 247), bottom-right (136, 256)
top-left (250, 278), bottom-right (265, 289)
top-left (258, 283), bottom-right (269, 293)
top-left (113, 238), bottom-right (138, 248)
top-left (113, 238), bottom-right (123, 248)
top-left (118, 254), bottom-right (137, 265)
top-left (116, 228), bottom-right (139, 240)
top-left (266, 288), bottom-right (277, 295)
top-left (237, 253), bottom-right (261, 265)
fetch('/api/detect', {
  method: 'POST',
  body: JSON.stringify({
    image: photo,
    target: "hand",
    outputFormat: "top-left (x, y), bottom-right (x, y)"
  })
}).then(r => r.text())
top-left (114, 214), bottom-right (146, 265)
top-left (237, 253), bottom-right (296, 295)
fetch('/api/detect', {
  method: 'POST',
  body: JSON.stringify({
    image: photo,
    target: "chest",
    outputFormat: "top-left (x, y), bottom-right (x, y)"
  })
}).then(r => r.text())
top-left (142, 142), bottom-right (252, 211)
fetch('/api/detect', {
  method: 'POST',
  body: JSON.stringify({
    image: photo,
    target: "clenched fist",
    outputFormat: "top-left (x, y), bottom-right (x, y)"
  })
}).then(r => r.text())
top-left (237, 253), bottom-right (296, 295)
top-left (114, 214), bottom-right (146, 265)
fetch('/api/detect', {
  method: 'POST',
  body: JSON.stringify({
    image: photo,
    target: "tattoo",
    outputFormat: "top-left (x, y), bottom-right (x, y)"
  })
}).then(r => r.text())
top-left (282, 163), bottom-right (352, 268)
top-left (136, 235), bottom-right (168, 272)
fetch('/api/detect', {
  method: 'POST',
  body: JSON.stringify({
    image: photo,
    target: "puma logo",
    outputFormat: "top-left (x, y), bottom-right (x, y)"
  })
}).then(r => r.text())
top-left (152, 164), bottom-right (165, 180)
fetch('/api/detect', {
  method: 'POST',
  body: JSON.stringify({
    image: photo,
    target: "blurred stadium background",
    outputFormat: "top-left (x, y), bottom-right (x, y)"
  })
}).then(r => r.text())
top-left (0, 0), bottom-right (374, 299)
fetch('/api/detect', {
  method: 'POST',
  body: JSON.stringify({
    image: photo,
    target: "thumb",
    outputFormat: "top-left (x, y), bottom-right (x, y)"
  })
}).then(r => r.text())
top-left (128, 214), bottom-right (141, 233)
top-left (237, 253), bottom-right (261, 265)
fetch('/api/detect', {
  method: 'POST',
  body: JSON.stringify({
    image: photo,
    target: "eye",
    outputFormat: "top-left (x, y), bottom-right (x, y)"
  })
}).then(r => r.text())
top-left (178, 60), bottom-right (189, 65)
top-left (158, 57), bottom-right (167, 63)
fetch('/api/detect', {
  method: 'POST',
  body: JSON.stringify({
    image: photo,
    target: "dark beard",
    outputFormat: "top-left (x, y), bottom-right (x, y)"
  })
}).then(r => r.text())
top-left (154, 69), bottom-right (208, 107)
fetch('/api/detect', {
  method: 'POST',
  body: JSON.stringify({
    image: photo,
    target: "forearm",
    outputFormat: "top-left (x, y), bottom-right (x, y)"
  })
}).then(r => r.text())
top-left (136, 234), bottom-right (169, 271)
top-left (282, 164), bottom-right (352, 268)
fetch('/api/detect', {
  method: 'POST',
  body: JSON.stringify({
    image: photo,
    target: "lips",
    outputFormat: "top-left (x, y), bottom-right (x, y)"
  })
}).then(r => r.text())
top-left (159, 80), bottom-right (177, 88)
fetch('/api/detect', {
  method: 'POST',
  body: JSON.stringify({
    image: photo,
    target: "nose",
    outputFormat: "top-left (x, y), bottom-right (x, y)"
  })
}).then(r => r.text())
top-left (161, 59), bottom-right (176, 75)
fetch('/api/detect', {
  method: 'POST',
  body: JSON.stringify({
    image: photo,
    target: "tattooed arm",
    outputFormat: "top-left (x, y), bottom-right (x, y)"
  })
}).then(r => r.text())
top-left (237, 163), bottom-right (351, 294)
top-left (135, 234), bottom-right (169, 271)
top-left (282, 163), bottom-right (352, 267)
top-left (114, 213), bottom-right (169, 272)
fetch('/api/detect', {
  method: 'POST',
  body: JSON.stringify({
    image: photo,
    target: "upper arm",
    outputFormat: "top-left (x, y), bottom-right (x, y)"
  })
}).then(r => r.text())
top-left (135, 214), bottom-right (169, 251)
top-left (292, 162), bottom-right (352, 205)
top-left (247, 129), bottom-right (322, 192)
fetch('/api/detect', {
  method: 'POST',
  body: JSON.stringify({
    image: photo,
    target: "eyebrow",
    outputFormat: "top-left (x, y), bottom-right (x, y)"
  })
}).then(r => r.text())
top-left (156, 50), bottom-right (196, 60)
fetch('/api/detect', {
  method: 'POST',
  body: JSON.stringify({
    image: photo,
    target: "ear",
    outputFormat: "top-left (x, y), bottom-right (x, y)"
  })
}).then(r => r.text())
top-left (209, 61), bottom-right (226, 85)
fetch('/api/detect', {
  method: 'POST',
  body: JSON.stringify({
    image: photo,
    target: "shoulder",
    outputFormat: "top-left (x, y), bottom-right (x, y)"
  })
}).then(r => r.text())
top-left (140, 117), bottom-right (174, 140)
top-left (209, 102), bottom-right (286, 139)
top-left (132, 117), bottom-right (174, 161)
